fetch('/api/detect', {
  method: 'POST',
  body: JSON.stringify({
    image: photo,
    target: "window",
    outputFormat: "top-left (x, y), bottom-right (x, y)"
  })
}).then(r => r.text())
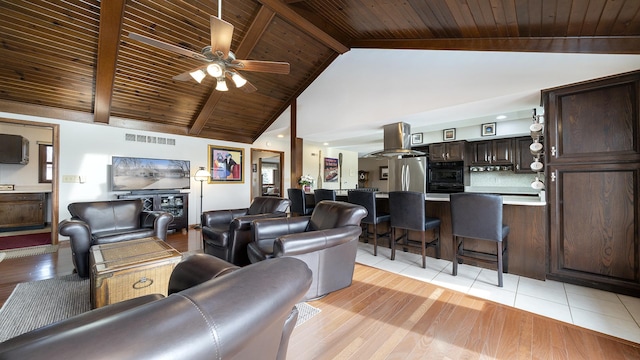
top-left (39, 144), bottom-right (53, 183)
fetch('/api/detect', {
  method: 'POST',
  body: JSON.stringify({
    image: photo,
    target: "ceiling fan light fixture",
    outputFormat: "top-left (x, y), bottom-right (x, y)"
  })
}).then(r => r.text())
top-left (189, 69), bottom-right (206, 83)
top-left (230, 72), bottom-right (247, 88)
top-left (207, 63), bottom-right (224, 78)
top-left (216, 78), bottom-right (229, 91)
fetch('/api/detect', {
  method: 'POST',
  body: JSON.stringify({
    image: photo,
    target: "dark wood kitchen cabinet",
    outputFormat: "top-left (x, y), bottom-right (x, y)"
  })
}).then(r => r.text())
top-left (0, 192), bottom-right (46, 230)
top-left (543, 70), bottom-right (640, 296)
top-left (514, 137), bottom-right (536, 173)
top-left (469, 138), bottom-right (513, 166)
top-left (429, 141), bottom-right (466, 162)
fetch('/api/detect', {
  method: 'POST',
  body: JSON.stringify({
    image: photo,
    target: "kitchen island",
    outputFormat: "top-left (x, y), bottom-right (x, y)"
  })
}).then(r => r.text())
top-left (335, 190), bottom-right (547, 280)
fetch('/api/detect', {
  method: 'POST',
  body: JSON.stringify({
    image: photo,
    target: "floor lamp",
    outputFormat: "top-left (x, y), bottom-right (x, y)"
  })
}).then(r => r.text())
top-left (193, 167), bottom-right (211, 229)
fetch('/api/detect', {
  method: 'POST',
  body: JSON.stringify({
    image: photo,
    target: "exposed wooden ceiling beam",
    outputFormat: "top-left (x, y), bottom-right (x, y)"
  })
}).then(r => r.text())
top-left (189, 6), bottom-right (277, 136)
top-left (93, 0), bottom-right (126, 124)
top-left (257, 0), bottom-right (349, 54)
top-left (350, 37), bottom-right (640, 54)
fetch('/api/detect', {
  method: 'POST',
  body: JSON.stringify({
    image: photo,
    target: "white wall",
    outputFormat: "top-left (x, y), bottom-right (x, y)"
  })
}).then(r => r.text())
top-left (301, 141), bottom-right (358, 190)
top-left (0, 112), bottom-right (289, 230)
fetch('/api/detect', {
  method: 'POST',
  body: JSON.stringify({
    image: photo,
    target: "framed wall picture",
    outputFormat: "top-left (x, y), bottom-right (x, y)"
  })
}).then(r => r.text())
top-left (208, 145), bottom-right (245, 183)
top-left (324, 157), bottom-right (339, 182)
top-left (482, 122), bottom-right (497, 136)
top-left (411, 133), bottom-right (423, 145)
top-left (379, 166), bottom-right (389, 180)
top-left (443, 128), bottom-right (456, 141)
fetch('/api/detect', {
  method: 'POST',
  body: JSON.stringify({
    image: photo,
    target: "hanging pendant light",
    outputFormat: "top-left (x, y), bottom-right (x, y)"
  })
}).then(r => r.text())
top-left (207, 63), bottom-right (224, 77)
top-left (189, 69), bottom-right (206, 83)
top-left (230, 71), bottom-right (247, 88)
top-left (216, 77), bottom-right (229, 91)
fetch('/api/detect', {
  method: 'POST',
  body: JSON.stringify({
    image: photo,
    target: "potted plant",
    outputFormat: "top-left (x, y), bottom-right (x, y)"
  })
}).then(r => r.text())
top-left (299, 175), bottom-right (314, 192)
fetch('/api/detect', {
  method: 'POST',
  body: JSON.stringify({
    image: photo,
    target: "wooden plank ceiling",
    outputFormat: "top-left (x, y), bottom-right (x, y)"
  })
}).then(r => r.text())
top-left (0, 0), bottom-right (639, 143)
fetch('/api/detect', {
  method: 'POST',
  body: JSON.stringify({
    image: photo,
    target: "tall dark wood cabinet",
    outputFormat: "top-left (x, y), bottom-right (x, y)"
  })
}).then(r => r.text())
top-left (542, 70), bottom-right (640, 296)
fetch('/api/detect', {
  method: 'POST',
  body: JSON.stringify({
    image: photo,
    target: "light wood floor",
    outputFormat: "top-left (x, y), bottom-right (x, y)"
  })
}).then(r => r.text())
top-left (1, 230), bottom-right (639, 359)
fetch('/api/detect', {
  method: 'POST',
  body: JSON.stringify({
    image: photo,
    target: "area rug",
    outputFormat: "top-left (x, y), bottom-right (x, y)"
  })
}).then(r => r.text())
top-left (2, 244), bottom-right (59, 259)
top-left (0, 274), bottom-right (89, 342)
top-left (0, 232), bottom-right (51, 251)
top-left (0, 274), bottom-right (321, 342)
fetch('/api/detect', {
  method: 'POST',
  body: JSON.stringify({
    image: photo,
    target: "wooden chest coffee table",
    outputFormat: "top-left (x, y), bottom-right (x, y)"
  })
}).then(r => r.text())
top-left (89, 237), bottom-right (182, 309)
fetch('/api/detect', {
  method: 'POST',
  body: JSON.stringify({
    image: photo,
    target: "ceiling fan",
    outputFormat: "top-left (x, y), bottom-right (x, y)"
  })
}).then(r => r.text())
top-left (128, 2), bottom-right (290, 93)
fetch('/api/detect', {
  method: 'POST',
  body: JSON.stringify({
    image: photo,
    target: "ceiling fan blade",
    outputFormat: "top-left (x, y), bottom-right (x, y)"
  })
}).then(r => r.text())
top-left (128, 32), bottom-right (208, 61)
top-left (172, 65), bottom-right (207, 82)
top-left (210, 16), bottom-right (234, 59)
top-left (233, 60), bottom-right (290, 74)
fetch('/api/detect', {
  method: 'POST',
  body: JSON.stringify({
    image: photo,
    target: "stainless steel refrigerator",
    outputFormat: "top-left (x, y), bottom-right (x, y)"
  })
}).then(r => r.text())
top-left (388, 156), bottom-right (427, 193)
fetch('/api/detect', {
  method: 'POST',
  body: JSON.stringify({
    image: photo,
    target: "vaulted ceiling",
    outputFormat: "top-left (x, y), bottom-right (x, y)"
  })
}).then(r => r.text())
top-left (1, 0), bottom-right (639, 144)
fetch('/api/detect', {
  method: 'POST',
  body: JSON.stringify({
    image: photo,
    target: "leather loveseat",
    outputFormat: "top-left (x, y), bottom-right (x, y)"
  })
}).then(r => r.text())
top-left (58, 199), bottom-right (174, 278)
top-left (0, 254), bottom-right (312, 360)
top-left (248, 200), bottom-right (367, 300)
top-left (201, 196), bottom-right (290, 266)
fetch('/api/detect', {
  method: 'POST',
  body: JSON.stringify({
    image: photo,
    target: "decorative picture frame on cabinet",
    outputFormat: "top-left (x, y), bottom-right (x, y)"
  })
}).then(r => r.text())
top-left (411, 133), bottom-right (423, 145)
top-left (379, 166), bottom-right (389, 180)
top-left (482, 122), bottom-right (497, 136)
top-left (443, 128), bottom-right (456, 141)
top-left (208, 145), bottom-right (245, 183)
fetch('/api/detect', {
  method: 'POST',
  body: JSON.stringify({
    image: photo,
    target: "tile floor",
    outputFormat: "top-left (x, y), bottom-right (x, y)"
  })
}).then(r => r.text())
top-left (355, 242), bottom-right (640, 344)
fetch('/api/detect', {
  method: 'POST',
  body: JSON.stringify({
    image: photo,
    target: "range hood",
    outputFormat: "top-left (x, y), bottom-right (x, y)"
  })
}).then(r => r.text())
top-left (364, 122), bottom-right (425, 158)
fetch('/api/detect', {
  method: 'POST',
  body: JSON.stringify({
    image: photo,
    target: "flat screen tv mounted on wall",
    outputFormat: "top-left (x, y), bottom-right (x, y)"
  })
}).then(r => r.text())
top-left (111, 156), bottom-right (190, 192)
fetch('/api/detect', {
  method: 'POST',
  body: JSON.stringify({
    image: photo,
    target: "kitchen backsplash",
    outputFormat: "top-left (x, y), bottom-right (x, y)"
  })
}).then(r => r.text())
top-left (470, 171), bottom-right (537, 188)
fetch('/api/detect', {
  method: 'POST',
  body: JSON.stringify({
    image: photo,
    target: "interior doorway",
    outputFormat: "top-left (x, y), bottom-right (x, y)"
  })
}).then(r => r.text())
top-left (250, 149), bottom-right (284, 199)
top-left (0, 118), bottom-right (59, 247)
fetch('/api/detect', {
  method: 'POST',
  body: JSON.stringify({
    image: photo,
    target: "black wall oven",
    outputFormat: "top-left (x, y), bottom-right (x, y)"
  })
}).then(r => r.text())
top-left (428, 161), bottom-right (465, 193)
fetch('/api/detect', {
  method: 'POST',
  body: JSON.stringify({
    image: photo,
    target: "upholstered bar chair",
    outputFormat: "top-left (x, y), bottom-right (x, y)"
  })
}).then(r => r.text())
top-left (389, 191), bottom-right (441, 268)
top-left (314, 189), bottom-right (336, 203)
top-left (347, 190), bottom-right (390, 256)
top-left (287, 188), bottom-right (314, 216)
top-left (450, 193), bottom-right (509, 287)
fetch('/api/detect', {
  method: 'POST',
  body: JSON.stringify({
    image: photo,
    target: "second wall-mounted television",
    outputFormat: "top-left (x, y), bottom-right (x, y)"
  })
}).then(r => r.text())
top-left (111, 156), bottom-right (190, 192)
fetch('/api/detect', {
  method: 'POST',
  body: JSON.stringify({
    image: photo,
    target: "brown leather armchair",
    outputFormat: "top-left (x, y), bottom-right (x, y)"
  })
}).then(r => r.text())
top-left (58, 199), bottom-right (174, 278)
top-left (248, 200), bottom-right (367, 300)
top-left (201, 196), bottom-right (291, 266)
top-left (0, 255), bottom-right (312, 360)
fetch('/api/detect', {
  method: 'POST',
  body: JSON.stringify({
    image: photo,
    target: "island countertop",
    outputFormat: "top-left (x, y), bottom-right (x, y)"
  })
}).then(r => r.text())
top-left (334, 190), bottom-right (545, 206)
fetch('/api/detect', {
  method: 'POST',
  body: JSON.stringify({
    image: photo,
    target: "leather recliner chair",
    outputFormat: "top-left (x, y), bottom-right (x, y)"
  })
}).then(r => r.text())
top-left (248, 200), bottom-right (367, 300)
top-left (58, 199), bottom-right (174, 278)
top-left (201, 196), bottom-right (290, 266)
top-left (0, 255), bottom-right (313, 360)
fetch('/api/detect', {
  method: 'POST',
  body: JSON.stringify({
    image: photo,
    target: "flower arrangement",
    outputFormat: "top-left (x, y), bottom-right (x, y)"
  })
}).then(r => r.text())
top-left (298, 175), bottom-right (314, 186)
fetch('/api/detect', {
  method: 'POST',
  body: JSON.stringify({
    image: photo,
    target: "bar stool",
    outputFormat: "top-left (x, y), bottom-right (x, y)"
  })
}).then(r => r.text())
top-left (314, 189), bottom-right (336, 203)
top-left (287, 188), bottom-right (314, 216)
top-left (347, 190), bottom-right (390, 256)
top-left (389, 191), bottom-right (441, 268)
top-left (450, 193), bottom-right (509, 287)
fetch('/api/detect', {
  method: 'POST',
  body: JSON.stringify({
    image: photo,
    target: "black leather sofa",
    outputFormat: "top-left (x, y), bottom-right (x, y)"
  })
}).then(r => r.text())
top-left (248, 200), bottom-right (367, 300)
top-left (201, 196), bottom-right (290, 266)
top-left (58, 199), bottom-right (174, 278)
top-left (0, 254), bottom-right (312, 360)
